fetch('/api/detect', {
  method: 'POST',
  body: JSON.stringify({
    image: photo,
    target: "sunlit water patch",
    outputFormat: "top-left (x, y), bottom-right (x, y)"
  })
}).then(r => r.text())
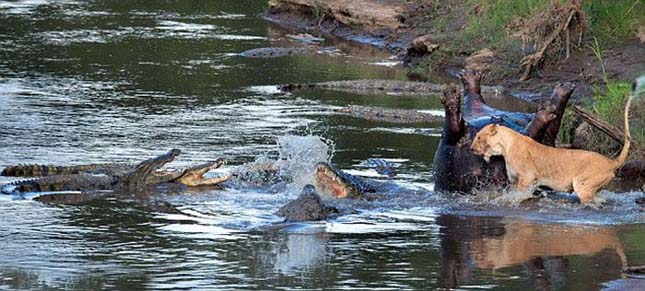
top-left (0, 0), bottom-right (80, 14)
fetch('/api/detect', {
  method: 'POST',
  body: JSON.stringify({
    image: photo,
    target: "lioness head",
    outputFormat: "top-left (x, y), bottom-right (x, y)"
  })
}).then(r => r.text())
top-left (471, 124), bottom-right (503, 162)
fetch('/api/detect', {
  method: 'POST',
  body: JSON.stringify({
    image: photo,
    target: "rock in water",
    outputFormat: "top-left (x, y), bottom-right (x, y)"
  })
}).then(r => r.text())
top-left (277, 184), bottom-right (338, 222)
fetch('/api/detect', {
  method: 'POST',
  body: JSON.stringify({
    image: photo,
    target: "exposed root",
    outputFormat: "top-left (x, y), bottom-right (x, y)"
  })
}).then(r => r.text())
top-left (515, 1), bottom-right (587, 81)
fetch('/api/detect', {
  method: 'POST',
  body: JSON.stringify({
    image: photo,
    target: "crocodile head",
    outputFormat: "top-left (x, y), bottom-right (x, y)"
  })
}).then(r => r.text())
top-left (174, 159), bottom-right (230, 187)
top-left (116, 149), bottom-right (182, 194)
top-left (314, 162), bottom-right (362, 199)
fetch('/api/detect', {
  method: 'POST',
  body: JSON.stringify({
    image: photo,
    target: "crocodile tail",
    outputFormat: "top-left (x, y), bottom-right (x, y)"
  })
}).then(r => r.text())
top-left (1, 163), bottom-right (133, 177)
top-left (614, 95), bottom-right (633, 169)
top-left (1, 164), bottom-right (57, 177)
top-left (3, 174), bottom-right (115, 193)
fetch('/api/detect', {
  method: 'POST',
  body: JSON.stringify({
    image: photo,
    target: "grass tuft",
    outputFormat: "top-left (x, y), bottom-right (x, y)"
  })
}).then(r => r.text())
top-left (582, 0), bottom-right (645, 46)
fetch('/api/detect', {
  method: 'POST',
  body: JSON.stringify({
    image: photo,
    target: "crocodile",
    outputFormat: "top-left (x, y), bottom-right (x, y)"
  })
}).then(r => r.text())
top-left (365, 158), bottom-right (398, 177)
top-left (1, 150), bottom-right (229, 197)
top-left (279, 79), bottom-right (508, 98)
top-left (313, 162), bottom-right (379, 199)
top-left (334, 105), bottom-right (442, 124)
top-left (240, 47), bottom-right (309, 58)
top-left (239, 35), bottom-right (340, 59)
top-left (275, 164), bottom-right (401, 222)
top-left (285, 33), bottom-right (324, 43)
top-left (219, 159), bottom-right (292, 192)
top-left (432, 69), bottom-right (573, 193)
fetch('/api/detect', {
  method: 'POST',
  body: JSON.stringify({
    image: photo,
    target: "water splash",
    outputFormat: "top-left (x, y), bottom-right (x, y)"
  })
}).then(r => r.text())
top-left (276, 135), bottom-right (334, 192)
top-left (224, 135), bottom-right (334, 195)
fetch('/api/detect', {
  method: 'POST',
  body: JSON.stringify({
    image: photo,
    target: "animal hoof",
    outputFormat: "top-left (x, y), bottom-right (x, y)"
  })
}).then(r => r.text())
top-left (441, 83), bottom-right (460, 109)
top-left (554, 82), bottom-right (575, 97)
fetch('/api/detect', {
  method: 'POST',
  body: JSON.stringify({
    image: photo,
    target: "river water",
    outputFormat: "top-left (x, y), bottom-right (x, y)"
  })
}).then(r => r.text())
top-left (0, 1), bottom-right (643, 290)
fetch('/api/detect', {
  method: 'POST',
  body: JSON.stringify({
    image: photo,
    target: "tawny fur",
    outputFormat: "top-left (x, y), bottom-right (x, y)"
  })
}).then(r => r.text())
top-left (471, 96), bottom-right (632, 203)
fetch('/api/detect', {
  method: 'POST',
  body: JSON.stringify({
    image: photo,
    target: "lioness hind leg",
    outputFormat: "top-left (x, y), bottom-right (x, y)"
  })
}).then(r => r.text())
top-left (574, 188), bottom-right (596, 204)
top-left (573, 175), bottom-right (614, 204)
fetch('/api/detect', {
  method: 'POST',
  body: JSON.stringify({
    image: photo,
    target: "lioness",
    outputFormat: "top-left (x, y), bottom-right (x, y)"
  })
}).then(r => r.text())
top-left (471, 96), bottom-right (633, 203)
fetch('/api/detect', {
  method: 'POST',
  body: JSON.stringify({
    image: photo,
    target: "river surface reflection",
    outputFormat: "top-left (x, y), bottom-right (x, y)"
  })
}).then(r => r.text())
top-left (0, 0), bottom-right (643, 290)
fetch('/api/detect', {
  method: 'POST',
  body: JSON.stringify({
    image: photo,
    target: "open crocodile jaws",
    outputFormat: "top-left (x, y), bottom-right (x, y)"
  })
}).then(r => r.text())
top-left (314, 162), bottom-right (372, 199)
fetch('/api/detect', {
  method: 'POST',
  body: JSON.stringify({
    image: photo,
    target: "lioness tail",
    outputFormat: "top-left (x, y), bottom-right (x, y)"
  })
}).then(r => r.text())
top-left (614, 95), bottom-right (633, 168)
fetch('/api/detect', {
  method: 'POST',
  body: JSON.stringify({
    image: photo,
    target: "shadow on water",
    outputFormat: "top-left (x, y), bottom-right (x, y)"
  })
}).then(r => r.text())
top-left (436, 215), bottom-right (631, 290)
top-left (0, 0), bottom-right (644, 290)
top-left (2, 197), bottom-right (642, 289)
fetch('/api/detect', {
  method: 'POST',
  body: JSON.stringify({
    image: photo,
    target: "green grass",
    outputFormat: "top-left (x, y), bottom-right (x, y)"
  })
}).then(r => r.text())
top-left (557, 110), bottom-right (576, 145)
top-left (461, 0), bottom-right (552, 49)
top-left (582, 0), bottom-right (645, 46)
top-left (591, 81), bottom-right (632, 124)
top-left (558, 33), bottom-right (642, 156)
top-left (310, 0), bottom-right (324, 20)
top-left (593, 80), bottom-right (644, 158)
top-left (557, 79), bottom-right (642, 158)
top-left (435, 0), bottom-right (643, 51)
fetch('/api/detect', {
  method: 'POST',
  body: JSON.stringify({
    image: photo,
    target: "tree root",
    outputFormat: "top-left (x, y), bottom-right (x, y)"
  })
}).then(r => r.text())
top-left (518, 2), bottom-right (586, 81)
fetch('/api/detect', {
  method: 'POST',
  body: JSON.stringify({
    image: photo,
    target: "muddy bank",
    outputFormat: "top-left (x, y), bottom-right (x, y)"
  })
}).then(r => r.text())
top-left (264, 0), bottom-right (644, 102)
top-left (264, 0), bottom-right (417, 51)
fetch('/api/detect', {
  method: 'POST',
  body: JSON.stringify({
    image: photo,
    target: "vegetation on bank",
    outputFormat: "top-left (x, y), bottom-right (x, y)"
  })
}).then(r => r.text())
top-left (569, 79), bottom-right (643, 159)
top-left (555, 31), bottom-right (642, 158)
top-left (411, 0), bottom-right (643, 78)
top-left (558, 73), bottom-right (643, 159)
top-left (425, 0), bottom-right (643, 51)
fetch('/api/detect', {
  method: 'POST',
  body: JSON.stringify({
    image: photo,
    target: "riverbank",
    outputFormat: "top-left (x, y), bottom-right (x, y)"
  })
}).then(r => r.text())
top-left (265, 0), bottom-right (644, 102)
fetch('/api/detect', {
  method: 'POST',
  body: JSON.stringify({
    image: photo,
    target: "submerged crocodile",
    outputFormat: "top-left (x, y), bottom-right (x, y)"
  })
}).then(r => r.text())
top-left (279, 79), bottom-right (508, 98)
top-left (334, 105), bottom-right (442, 124)
top-left (313, 162), bottom-right (393, 199)
top-left (314, 162), bottom-right (366, 199)
top-left (1, 150), bottom-right (229, 199)
top-left (239, 45), bottom-right (339, 58)
top-left (240, 47), bottom-right (310, 58)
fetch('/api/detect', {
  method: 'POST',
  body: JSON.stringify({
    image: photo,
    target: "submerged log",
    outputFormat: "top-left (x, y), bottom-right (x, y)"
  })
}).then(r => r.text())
top-left (334, 105), bottom-right (442, 123)
top-left (617, 160), bottom-right (645, 178)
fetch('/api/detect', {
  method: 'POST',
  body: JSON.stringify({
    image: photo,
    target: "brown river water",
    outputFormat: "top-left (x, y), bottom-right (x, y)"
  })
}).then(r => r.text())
top-left (0, 1), bottom-right (643, 290)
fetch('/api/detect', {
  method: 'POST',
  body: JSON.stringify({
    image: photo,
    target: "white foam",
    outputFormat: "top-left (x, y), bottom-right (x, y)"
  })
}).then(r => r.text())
top-left (212, 34), bottom-right (266, 41)
top-left (368, 61), bottom-right (402, 67)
